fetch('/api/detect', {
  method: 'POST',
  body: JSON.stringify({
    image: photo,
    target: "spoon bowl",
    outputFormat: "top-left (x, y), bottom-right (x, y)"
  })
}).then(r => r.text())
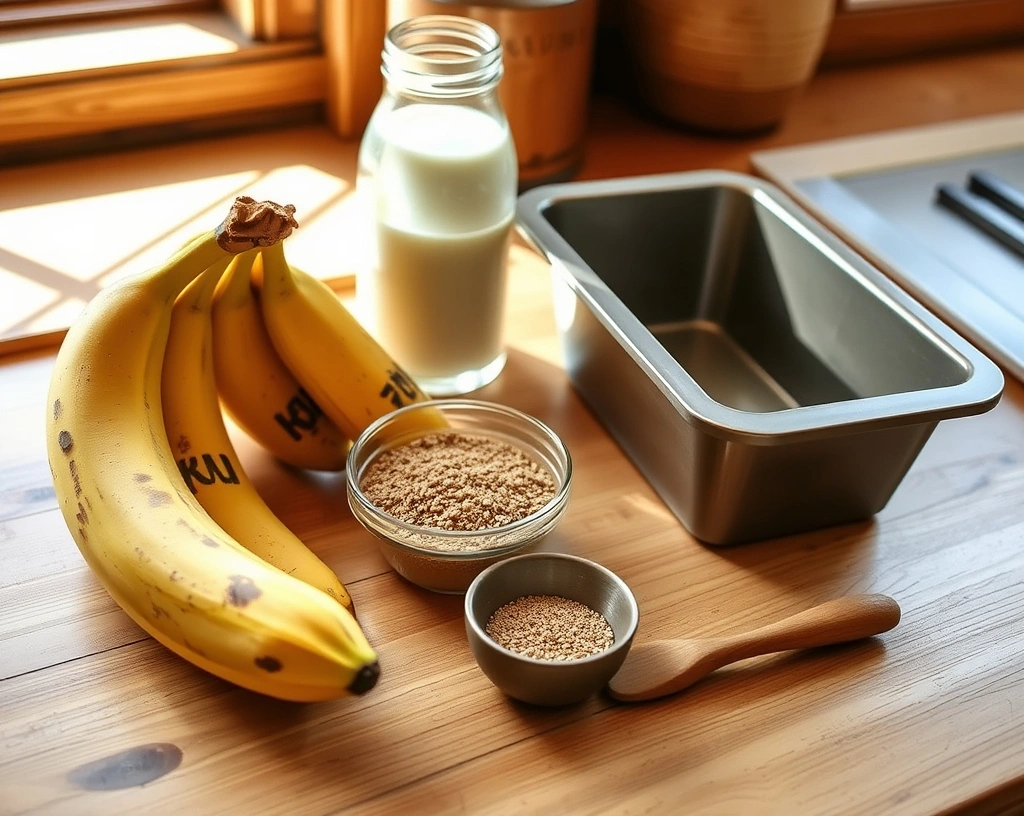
top-left (606, 594), bottom-right (901, 703)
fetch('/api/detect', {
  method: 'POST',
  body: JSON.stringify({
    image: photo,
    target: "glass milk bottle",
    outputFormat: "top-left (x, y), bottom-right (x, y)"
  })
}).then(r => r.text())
top-left (356, 15), bottom-right (518, 397)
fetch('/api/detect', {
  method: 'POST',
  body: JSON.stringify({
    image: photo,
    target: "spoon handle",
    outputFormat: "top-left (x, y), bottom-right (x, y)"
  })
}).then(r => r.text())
top-left (714, 594), bottom-right (901, 666)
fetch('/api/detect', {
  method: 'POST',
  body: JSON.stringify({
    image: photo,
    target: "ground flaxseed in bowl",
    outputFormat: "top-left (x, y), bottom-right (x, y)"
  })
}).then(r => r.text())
top-left (359, 432), bottom-right (557, 540)
top-left (346, 400), bottom-right (573, 594)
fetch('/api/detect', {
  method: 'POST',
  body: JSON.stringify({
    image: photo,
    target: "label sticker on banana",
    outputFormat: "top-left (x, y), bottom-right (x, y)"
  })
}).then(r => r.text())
top-left (178, 452), bottom-right (239, 493)
top-left (275, 387), bottom-right (328, 442)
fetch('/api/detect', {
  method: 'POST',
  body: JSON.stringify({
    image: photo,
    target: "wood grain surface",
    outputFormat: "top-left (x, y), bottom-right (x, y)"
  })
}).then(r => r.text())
top-left (3, 45), bottom-right (1024, 815)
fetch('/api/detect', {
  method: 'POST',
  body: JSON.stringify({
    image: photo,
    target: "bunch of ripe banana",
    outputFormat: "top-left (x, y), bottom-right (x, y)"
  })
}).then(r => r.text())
top-left (46, 196), bottom-right (437, 702)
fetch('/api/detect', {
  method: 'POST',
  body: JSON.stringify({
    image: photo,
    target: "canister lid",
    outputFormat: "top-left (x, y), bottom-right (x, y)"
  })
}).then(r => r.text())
top-left (423, 0), bottom-right (582, 7)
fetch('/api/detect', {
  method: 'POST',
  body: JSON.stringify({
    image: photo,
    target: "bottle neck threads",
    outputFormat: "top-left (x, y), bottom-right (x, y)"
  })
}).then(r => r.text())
top-left (382, 15), bottom-right (503, 99)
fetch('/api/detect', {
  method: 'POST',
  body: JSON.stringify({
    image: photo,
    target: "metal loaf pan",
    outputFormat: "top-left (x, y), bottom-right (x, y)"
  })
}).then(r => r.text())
top-left (516, 171), bottom-right (1004, 545)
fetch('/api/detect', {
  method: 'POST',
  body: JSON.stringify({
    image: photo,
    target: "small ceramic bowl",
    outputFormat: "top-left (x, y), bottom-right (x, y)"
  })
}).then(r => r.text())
top-left (346, 400), bottom-right (572, 594)
top-left (464, 553), bottom-right (640, 706)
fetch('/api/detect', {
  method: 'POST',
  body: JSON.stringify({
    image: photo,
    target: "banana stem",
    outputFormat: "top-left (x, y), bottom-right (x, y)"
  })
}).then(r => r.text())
top-left (180, 256), bottom-right (233, 311)
top-left (216, 196), bottom-right (299, 254)
top-left (137, 198), bottom-right (299, 305)
top-left (215, 249), bottom-right (259, 307)
top-left (257, 241), bottom-right (295, 298)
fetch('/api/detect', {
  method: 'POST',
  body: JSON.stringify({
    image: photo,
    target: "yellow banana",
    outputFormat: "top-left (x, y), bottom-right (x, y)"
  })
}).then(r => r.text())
top-left (163, 257), bottom-right (355, 613)
top-left (46, 197), bottom-right (379, 702)
top-left (211, 250), bottom-right (351, 472)
top-left (256, 240), bottom-right (446, 441)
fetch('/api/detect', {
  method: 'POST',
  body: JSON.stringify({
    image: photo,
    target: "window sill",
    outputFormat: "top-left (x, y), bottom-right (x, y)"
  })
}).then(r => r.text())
top-left (0, 10), bottom-right (325, 163)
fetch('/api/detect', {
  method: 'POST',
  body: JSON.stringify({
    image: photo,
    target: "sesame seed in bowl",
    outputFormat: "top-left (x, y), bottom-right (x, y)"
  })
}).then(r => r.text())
top-left (464, 553), bottom-right (640, 706)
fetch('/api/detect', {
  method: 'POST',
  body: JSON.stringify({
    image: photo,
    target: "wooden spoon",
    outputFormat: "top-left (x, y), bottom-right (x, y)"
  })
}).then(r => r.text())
top-left (606, 594), bottom-right (901, 703)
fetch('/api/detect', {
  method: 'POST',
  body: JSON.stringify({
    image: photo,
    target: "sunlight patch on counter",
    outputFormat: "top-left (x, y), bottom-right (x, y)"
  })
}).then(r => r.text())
top-left (0, 164), bottom-right (353, 343)
top-left (0, 22), bottom-right (241, 82)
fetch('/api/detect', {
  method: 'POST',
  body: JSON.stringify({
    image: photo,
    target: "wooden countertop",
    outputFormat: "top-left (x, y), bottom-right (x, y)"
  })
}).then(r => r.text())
top-left (3, 44), bottom-right (1024, 815)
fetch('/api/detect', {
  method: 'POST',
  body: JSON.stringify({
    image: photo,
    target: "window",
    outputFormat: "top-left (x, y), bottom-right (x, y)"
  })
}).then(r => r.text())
top-left (0, 0), bottom-right (384, 163)
top-left (0, 0), bottom-right (211, 30)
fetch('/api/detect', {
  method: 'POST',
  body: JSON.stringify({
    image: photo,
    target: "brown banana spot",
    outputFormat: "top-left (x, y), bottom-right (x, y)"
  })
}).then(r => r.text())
top-left (174, 434), bottom-right (190, 455)
top-left (254, 656), bottom-right (283, 673)
top-left (183, 639), bottom-right (206, 657)
top-left (201, 535), bottom-right (219, 548)
top-left (58, 430), bottom-right (73, 453)
top-left (76, 501), bottom-right (88, 526)
top-left (147, 489), bottom-right (173, 507)
top-left (226, 575), bottom-right (261, 607)
top-left (151, 602), bottom-right (170, 620)
top-left (134, 473), bottom-right (153, 483)
top-left (216, 196), bottom-right (299, 253)
top-left (53, 398), bottom-right (62, 420)
top-left (69, 460), bottom-right (81, 496)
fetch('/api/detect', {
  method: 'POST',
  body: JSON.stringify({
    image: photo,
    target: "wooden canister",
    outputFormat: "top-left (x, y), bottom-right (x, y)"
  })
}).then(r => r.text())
top-left (623, 0), bottom-right (835, 133)
top-left (388, 0), bottom-right (599, 187)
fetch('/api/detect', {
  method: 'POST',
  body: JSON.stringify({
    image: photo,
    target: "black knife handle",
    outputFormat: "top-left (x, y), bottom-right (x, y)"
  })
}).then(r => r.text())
top-left (968, 170), bottom-right (1024, 222)
top-left (935, 183), bottom-right (1024, 261)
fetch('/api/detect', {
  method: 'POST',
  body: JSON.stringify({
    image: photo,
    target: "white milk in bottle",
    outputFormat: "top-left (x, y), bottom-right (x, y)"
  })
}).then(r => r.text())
top-left (357, 16), bottom-right (518, 396)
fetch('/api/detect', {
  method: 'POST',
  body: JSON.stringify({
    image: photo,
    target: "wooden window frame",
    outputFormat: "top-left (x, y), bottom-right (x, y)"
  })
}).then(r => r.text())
top-left (822, 0), bottom-right (1024, 66)
top-left (0, 0), bottom-right (210, 29)
top-left (0, 0), bottom-right (384, 164)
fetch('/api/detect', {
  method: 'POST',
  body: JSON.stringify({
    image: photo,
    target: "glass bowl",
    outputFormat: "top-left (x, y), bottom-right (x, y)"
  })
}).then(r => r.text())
top-left (346, 399), bottom-right (573, 594)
